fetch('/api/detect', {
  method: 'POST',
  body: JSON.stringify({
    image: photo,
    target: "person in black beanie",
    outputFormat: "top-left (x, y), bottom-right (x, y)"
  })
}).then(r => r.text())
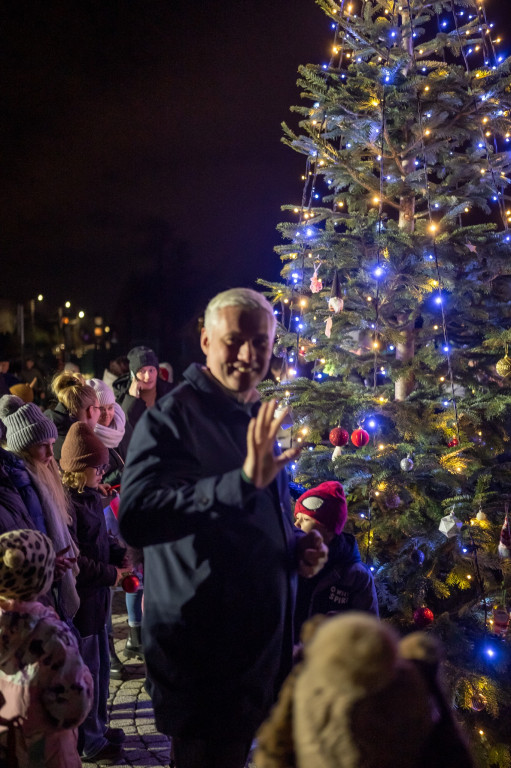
top-left (113, 346), bottom-right (173, 436)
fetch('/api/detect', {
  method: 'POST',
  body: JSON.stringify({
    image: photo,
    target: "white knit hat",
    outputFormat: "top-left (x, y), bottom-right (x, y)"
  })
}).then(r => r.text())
top-left (85, 378), bottom-right (115, 407)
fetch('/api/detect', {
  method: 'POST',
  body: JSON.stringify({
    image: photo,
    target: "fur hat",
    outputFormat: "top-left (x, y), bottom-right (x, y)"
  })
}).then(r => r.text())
top-left (85, 378), bottom-right (115, 407)
top-left (0, 529), bottom-right (55, 601)
top-left (128, 346), bottom-right (159, 375)
top-left (60, 422), bottom-right (109, 472)
top-left (295, 481), bottom-right (348, 535)
top-left (255, 612), bottom-right (474, 768)
top-left (0, 394), bottom-right (58, 453)
top-left (9, 382), bottom-right (34, 403)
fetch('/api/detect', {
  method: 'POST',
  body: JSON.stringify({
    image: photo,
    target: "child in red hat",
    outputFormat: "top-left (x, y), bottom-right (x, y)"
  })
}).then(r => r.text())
top-left (293, 481), bottom-right (378, 638)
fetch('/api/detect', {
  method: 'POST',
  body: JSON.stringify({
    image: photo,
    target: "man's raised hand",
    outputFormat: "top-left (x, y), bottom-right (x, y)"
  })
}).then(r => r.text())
top-left (242, 399), bottom-right (301, 489)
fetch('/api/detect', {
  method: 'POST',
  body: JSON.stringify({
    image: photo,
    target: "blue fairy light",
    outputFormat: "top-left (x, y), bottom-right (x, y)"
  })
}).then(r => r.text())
top-left (435, 295), bottom-right (442, 304)
top-left (443, 400), bottom-right (450, 407)
top-left (374, 266), bottom-right (384, 278)
top-left (368, 419), bottom-right (376, 429)
top-left (443, 345), bottom-right (449, 353)
top-left (389, 345), bottom-right (395, 351)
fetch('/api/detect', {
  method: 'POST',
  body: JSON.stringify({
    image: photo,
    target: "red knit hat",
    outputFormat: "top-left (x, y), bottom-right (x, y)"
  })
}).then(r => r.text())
top-left (60, 422), bottom-right (109, 472)
top-left (294, 481), bottom-right (348, 535)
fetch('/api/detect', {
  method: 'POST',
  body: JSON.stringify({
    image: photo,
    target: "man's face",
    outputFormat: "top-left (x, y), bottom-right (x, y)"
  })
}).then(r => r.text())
top-left (135, 365), bottom-right (158, 391)
top-left (200, 306), bottom-right (274, 395)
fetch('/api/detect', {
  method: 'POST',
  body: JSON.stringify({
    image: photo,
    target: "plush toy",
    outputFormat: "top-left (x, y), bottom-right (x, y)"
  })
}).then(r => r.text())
top-left (255, 612), bottom-right (474, 768)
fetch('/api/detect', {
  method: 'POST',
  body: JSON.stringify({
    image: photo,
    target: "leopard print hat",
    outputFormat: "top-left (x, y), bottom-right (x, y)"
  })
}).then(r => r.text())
top-left (0, 529), bottom-right (55, 601)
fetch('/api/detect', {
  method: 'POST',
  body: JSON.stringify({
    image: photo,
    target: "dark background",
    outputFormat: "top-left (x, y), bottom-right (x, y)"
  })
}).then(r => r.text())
top-left (0, 0), bottom-right (508, 369)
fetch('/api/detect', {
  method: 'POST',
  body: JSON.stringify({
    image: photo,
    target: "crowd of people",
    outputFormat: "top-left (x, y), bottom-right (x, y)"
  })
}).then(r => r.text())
top-left (0, 287), bottom-right (472, 768)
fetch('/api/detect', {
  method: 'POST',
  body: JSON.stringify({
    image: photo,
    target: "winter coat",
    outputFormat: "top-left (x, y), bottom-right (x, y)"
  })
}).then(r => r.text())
top-left (294, 533), bottom-right (378, 638)
top-left (113, 373), bottom-right (173, 438)
top-left (118, 363), bottom-right (301, 742)
top-left (0, 599), bottom-right (93, 768)
top-left (45, 404), bottom-right (75, 462)
top-left (0, 448), bottom-right (45, 534)
top-left (68, 487), bottom-right (125, 637)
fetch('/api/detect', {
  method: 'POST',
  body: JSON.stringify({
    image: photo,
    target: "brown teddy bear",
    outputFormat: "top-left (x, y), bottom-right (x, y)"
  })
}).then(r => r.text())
top-left (254, 612), bottom-right (474, 768)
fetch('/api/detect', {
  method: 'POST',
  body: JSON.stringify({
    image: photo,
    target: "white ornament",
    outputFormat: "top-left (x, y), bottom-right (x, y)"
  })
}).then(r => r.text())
top-left (328, 296), bottom-right (344, 313)
top-left (476, 509), bottom-right (487, 521)
top-left (274, 405), bottom-right (294, 430)
top-left (400, 456), bottom-right (414, 472)
top-left (439, 511), bottom-right (462, 538)
top-left (332, 445), bottom-right (343, 459)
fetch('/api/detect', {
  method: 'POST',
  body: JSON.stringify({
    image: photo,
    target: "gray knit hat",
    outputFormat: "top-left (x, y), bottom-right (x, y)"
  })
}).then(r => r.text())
top-left (0, 395), bottom-right (58, 453)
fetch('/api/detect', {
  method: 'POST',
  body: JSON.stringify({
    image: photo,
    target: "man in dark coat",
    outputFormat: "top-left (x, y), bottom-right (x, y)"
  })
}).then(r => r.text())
top-left (118, 288), bottom-right (327, 768)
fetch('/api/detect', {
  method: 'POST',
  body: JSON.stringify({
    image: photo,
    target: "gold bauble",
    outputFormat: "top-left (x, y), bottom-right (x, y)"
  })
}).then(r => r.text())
top-left (496, 355), bottom-right (511, 378)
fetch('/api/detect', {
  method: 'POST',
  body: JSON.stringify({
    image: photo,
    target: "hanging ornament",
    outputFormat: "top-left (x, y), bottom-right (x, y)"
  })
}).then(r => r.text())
top-left (498, 511), bottom-right (511, 559)
top-left (475, 509), bottom-right (487, 522)
top-left (328, 270), bottom-right (344, 313)
top-left (496, 346), bottom-right (511, 378)
top-left (470, 692), bottom-right (487, 712)
top-left (324, 316), bottom-right (333, 338)
top-left (465, 241), bottom-right (477, 254)
top-left (351, 427), bottom-right (370, 448)
top-left (492, 605), bottom-right (510, 637)
top-left (274, 403), bottom-right (294, 430)
top-left (384, 492), bottom-right (402, 509)
top-left (439, 511), bottom-right (462, 538)
top-left (400, 456), bottom-right (414, 472)
top-left (310, 264), bottom-right (323, 294)
top-left (329, 427), bottom-right (349, 458)
top-left (413, 606), bottom-right (434, 628)
top-left (410, 548), bottom-right (425, 566)
top-left (447, 437), bottom-right (459, 448)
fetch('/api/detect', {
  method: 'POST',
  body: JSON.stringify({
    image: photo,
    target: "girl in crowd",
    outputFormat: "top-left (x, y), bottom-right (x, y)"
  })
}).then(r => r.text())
top-left (60, 422), bottom-right (128, 764)
top-left (0, 395), bottom-right (79, 624)
top-left (45, 372), bottom-right (101, 461)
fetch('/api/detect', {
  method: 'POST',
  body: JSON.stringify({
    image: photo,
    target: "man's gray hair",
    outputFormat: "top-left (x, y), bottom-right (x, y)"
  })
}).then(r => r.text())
top-left (204, 288), bottom-right (276, 333)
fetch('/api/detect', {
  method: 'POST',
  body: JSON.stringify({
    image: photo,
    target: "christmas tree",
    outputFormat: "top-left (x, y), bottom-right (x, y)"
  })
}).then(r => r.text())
top-left (260, 0), bottom-right (511, 763)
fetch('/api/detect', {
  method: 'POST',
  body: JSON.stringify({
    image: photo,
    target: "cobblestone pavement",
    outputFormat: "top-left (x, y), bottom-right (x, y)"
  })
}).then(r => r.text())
top-left (81, 589), bottom-right (172, 767)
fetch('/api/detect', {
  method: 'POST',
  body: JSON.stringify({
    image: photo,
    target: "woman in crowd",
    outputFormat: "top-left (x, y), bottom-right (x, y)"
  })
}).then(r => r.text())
top-left (85, 378), bottom-right (138, 672)
top-left (0, 395), bottom-right (79, 624)
top-left (45, 372), bottom-right (101, 461)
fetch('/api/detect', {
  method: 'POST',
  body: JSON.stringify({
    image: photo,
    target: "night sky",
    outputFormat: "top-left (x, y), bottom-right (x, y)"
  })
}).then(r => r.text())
top-left (0, 0), bottom-right (508, 360)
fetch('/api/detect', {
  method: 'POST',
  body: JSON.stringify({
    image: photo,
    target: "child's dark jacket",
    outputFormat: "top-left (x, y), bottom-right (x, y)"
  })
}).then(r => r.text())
top-left (294, 532), bottom-right (378, 637)
top-left (68, 486), bottom-right (125, 637)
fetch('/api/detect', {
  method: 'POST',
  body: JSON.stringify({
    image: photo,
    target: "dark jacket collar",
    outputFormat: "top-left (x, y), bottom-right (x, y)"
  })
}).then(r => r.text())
top-left (182, 363), bottom-right (260, 418)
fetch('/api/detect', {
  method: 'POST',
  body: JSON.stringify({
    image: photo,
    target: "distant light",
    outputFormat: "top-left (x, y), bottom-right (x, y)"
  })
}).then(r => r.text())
top-left (65, 301), bottom-right (71, 309)
top-left (37, 294), bottom-right (44, 301)
top-left (78, 310), bottom-right (85, 319)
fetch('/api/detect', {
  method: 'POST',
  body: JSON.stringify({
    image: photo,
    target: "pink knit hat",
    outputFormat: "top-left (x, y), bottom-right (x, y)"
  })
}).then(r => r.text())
top-left (294, 481), bottom-right (348, 535)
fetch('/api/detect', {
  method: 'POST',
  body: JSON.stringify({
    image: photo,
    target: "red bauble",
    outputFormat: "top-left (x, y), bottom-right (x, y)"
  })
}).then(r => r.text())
top-left (351, 428), bottom-right (370, 448)
top-left (122, 574), bottom-right (140, 593)
top-left (413, 606), bottom-right (434, 628)
top-left (329, 427), bottom-right (349, 447)
top-left (447, 437), bottom-right (459, 448)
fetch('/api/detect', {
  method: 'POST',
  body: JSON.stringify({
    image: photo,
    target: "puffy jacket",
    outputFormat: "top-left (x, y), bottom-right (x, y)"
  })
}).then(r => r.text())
top-left (0, 448), bottom-right (45, 534)
top-left (0, 600), bottom-right (92, 767)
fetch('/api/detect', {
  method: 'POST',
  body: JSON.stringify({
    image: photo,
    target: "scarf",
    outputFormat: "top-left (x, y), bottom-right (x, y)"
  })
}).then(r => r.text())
top-left (93, 403), bottom-right (126, 449)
